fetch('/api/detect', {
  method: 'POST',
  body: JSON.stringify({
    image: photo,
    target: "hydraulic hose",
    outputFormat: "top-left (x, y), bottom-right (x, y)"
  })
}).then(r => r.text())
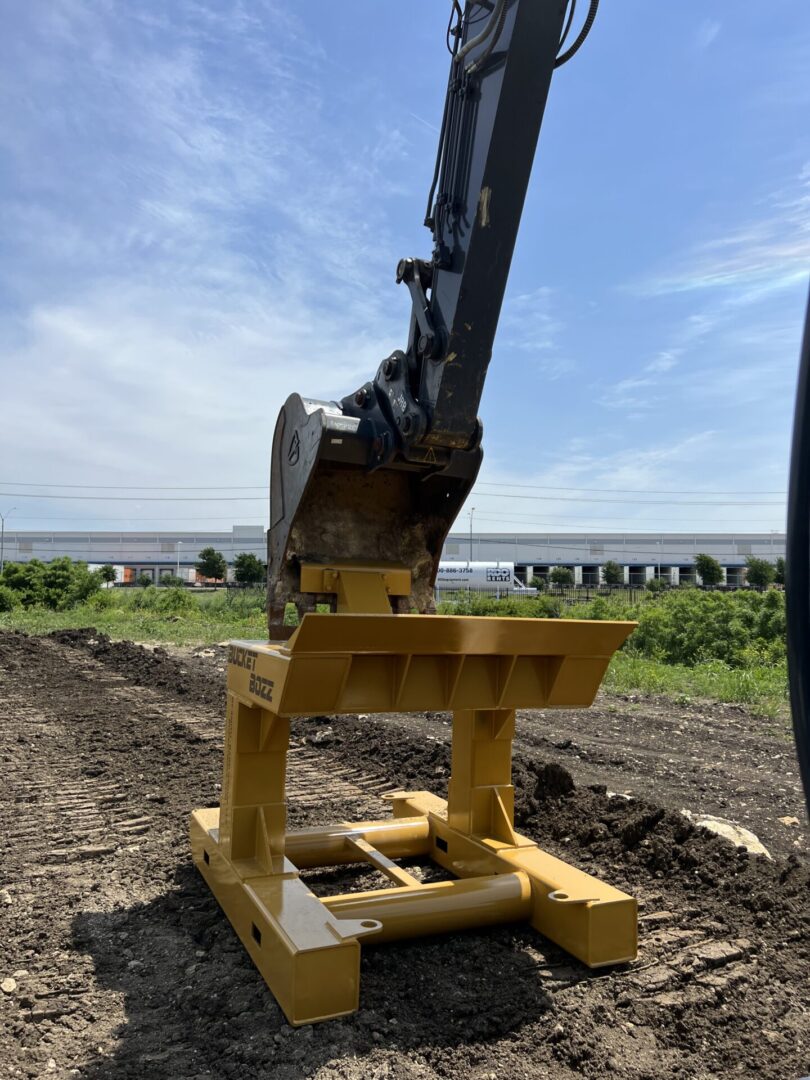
top-left (555, 0), bottom-right (599, 67)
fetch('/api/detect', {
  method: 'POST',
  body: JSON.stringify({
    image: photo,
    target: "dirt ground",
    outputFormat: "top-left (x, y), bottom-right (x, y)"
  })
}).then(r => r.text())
top-left (1, 628), bottom-right (808, 1079)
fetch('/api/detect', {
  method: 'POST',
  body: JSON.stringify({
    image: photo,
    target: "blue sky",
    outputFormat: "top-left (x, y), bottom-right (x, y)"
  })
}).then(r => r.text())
top-left (1, 0), bottom-right (808, 536)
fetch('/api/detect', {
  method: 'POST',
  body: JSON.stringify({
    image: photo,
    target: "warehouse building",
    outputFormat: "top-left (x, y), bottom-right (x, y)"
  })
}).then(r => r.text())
top-left (0, 526), bottom-right (785, 586)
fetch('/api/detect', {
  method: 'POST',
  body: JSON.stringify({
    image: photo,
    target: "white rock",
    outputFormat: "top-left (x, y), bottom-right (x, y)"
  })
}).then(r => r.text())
top-left (681, 810), bottom-right (771, 858)
top-left (1, 978), bottom-right (17, 994)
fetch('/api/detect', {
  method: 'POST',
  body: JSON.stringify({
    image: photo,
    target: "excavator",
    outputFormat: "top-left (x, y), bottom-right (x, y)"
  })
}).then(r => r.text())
top-left (190, 0), bottom-right (810, 1025)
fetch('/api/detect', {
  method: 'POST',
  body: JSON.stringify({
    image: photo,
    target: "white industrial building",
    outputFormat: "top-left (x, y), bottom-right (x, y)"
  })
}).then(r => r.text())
top-left (0, 526), bottom-right (785, 586)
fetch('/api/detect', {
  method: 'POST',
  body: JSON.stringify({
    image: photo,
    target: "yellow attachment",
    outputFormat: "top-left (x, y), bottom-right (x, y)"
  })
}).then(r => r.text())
top-left (192, 563), bottom-right (638, 1025)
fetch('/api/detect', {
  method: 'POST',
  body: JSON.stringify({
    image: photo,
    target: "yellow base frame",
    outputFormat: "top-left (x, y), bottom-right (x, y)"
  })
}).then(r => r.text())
top-left (191, 567), bottom-right (638, 1025)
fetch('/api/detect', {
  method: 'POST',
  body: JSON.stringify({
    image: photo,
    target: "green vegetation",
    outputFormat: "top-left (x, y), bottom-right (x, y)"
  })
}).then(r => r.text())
top-left (549, 565), bottom-right (574, 586)
top-left (745, 554), bottom-right (775, 588)
top-left (1, 557), bottom-right (102, 609)
top-left (0, 584), bottom-right (269, 644)
top-left (601, 560), bottom-right (623, 586)
top-left (694, 552), bottom-right (723, 587)
top-left (234, 552), bottom-right (266, 586)
top-left (604, 653), bottom-right (788, 719)
top-left (0, 558), bottom-right (790, 715)
top-left (439, 586), bottom-right (789, 717)
top-left (196, 546), bottom-right (227, 581)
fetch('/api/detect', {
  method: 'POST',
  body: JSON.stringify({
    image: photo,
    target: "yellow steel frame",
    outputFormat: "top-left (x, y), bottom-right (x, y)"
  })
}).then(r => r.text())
top-left (191, 563), bottom-right (638, 1025)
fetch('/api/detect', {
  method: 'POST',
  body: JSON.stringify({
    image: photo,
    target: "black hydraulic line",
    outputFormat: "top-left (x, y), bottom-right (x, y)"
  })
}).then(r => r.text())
top-left (446, 0), bottom-right (463, 54)
top-left (558, 0), bottom-right (577, 53)
top-left (555, 0), bottom-right (598, 67)
top-left (426, 2), bottom-right (465, 228)
top-left (786, 287), bottom-right (810, 819)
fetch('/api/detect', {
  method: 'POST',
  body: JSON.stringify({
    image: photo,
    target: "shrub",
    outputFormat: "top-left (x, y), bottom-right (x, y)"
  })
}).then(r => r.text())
top-left (602, 560), bottom-right (624, 586)
top-left (157, 587), bottom-right (196, 614)
top-left (0, 585), bottom-right (19, 612)
top-left (745, 555), bottom-right (775, 588)
top-left (627, 588), bottom-right (785, 667)
top-left (234, 553), bottom-right (266, 586)
top-left (86, 589), bottom-right (116, 611)
top-left (1, 558), bottom-right (100, 609)
top-left (160, 574), bottom-right (186, 587)
top-left (549, 566), bottom-right (574, 586)
top-left (137, 574), bottom-right (154, 588)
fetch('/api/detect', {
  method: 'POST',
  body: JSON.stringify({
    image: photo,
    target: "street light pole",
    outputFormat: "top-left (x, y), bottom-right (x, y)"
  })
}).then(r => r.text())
top-left (0, 508), bottom-right (16, 576)
top-left (469, 507), bottom-right (476, 564)
top-left (176, 540), bottom-right (183, 579)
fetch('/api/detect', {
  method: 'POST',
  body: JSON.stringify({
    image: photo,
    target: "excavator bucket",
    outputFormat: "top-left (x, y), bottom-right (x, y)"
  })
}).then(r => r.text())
top-left (267, 393), bottom-right (481, 638)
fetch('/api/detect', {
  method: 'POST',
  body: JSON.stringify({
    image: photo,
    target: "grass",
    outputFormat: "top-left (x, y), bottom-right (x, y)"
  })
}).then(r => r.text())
top-left (604, 652), bottom-right (790, 720)
top-left (0, 587), bottom-right (791, 717)
top-left (0, 589), bottom-right (268, 645)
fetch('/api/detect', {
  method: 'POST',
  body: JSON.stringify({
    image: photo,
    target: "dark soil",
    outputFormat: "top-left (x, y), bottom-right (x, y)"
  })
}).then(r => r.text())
top-left (1, 628), bottom-right (808, 1079)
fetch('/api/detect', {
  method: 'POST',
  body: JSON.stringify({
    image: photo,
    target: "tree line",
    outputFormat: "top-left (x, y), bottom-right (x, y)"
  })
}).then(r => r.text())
top-left (529, 554), bottom-right (786, 589)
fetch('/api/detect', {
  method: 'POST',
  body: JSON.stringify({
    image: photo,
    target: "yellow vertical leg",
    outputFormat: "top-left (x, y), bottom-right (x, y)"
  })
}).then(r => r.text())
top-left (447, 709), bottom-right (519, 844)
top-left (219, 692), bottom-right (290, 878)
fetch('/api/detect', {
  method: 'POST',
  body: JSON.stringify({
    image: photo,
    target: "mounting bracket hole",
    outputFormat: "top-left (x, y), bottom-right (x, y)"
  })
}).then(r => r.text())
top-left (435, 836), bottom-right (448, 853)
top-left (361, 920), bottom-right (379, 929)
top-left (203, 850), bottom-right (210, 865)
top-left (251, 923), bottom-right (262, 945)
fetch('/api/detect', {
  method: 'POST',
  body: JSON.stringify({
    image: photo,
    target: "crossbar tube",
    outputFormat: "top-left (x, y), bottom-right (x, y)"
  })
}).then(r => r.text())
top-left (323, 870), bottom-right (532, 943)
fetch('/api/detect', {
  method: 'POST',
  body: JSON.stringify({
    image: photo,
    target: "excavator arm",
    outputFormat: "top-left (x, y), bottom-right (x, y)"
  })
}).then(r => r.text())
top-left (268, 1), bottom-right (598, 636)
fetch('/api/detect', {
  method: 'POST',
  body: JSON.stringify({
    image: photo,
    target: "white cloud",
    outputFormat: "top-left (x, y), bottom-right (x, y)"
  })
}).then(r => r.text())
top-left (695, 20), bottom-right (721, 52)
top-left (0, 0), bottom-right (415, 528)
top-left (644, 351), bottom-right (680, 374)
top-left (462, 429), bottom-right (787, 535)
top-left (498, 286), bottom-right (576, 379)
top-left (636, 169), bottom-right (810, 302)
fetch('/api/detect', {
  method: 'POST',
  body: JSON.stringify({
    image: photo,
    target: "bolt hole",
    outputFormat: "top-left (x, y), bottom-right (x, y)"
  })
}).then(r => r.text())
top-left (203, 849), bottom-right (210, 865)
top-left (360, 920), bottom-right (378, 929)
top-left (251, 923), bottom-right (262, 945)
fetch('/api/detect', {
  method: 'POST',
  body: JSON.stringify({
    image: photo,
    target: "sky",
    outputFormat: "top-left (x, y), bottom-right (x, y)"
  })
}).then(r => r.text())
top-left (1, 0), bottom-right (808, 538)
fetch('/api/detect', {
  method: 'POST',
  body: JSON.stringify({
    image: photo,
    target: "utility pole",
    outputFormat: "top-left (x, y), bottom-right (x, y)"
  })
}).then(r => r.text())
top-left (176, 540), bottom-right (183, 579)
top-left (469, 507), bottom-right (476, 564)
top-left (0, 507), bottom-right (16, 576)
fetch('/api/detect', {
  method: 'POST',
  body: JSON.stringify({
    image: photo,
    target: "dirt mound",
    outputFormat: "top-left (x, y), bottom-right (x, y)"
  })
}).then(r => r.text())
top-left (295, 714), bottom-right (809, 938)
